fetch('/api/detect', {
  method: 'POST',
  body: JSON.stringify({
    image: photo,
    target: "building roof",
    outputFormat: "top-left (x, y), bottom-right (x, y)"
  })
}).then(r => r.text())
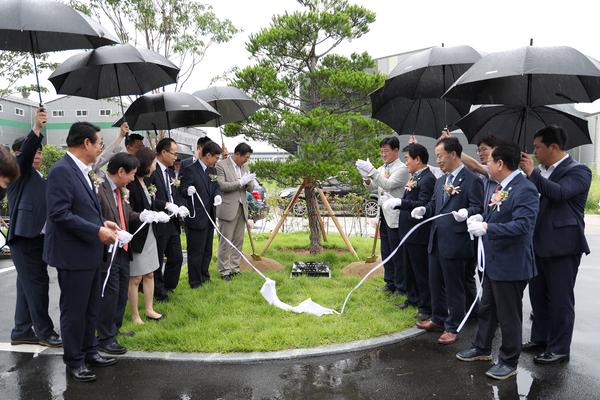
top-left (0, 95), bottom-right (39, 107)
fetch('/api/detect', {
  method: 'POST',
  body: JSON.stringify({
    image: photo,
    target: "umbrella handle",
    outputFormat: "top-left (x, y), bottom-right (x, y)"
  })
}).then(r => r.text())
top-left (28, 32), bottom-right (43, 108)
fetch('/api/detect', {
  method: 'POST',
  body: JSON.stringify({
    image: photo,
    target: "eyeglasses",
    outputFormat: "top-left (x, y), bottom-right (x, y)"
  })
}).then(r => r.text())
top-left (166, 150), bottom-right (177, 156)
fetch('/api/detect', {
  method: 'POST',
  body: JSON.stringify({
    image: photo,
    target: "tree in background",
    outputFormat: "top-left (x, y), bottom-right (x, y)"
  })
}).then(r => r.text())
top-left (40, 144), bottom-right (66, 177)
top-left (227, 0), bottom-right (389, 253)
top-left (0, 52), bottom-right (57, 97)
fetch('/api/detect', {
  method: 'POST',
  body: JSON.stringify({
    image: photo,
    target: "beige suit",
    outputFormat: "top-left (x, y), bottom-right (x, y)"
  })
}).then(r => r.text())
top-left (215, 157), bottom-right (256, 276)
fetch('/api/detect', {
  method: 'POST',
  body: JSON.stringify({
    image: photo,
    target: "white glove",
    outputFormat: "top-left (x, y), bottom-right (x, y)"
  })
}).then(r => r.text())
top-left (155, 211), bottom-right (171, 223)
top-left (383, 197), bottom-right (402, 211)
top-left (452, 208), bottom-right (469, 222)
top-left (356, 159), bottom-right (375, 176)
top-left (467, 220), bottom-right (487, 237)
top-left (165, 202), bottom-right (179, 215)
top-left (467, 214), bottom-right (483, 224)
top-left (117, 230), bottom-right (133, 245)
top-left (139, 209), bottom-right (155, 223)
top-left (240, 173), bottom-right (256, 186)
top-left (187, 186), bottom-right (197, 196)
top-left (214, 195), bottom-right (222, 206)
top-left (178, 205), bottom-right (190, 218)
top-left (411, 206), bottom-right (426, 219)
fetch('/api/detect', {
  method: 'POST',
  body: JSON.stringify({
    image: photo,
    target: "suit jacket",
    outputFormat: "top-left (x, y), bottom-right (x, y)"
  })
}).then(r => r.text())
top-left (423, 166), bottom-right (484, 258)
top-left (482, 173), bottom-right (539, 281)
top-left (180, 157), bottom-right (194, 173)
top-left (127, 178), bottom-right (157, 254)
top-left (216, 158), bottom-right (256, 222)
top-left (149, 164), bottom-right (182, 236)
top-left (44, 154), bottom-right (104, 270)
top-left (528, 156), bottom-right (591, 257)
top-left (364, 158), bottom-right (409, 228)
top-left (180, 161), bottom-right (221, 230)
top-left (97, 179), bottom-right (140, 268)
top-left (396, 167), bottom-right (436, 245)
top-left (7, 131), bottom-right (46, 243)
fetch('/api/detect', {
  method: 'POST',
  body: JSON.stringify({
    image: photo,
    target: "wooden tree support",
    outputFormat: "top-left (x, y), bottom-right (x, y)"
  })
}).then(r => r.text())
top-left (260, 178), bottom-right (358, 259)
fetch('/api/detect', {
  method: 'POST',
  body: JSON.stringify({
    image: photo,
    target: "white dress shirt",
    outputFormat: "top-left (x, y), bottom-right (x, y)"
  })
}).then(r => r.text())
top-left (67, 151), bottom-right (92, 190)
top-left (539, 154), bottom-right (569, 179)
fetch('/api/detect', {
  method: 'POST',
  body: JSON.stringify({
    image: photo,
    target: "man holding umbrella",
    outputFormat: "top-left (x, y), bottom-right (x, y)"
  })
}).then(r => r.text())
top-left (520, 125), bottom-right (591, 364)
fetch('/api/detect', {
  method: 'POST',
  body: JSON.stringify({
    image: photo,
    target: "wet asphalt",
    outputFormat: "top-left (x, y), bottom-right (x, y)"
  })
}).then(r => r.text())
top-left (0, 238), bottom-right (599, 400)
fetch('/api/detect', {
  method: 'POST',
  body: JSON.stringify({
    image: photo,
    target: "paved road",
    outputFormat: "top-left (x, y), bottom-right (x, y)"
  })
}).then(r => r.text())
top-left (0, 236), bottom-right (598, 399)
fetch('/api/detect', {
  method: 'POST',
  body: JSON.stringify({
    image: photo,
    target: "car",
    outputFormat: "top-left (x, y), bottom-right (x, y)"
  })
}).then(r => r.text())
top-left (278, 176), bottom-right (379, 218)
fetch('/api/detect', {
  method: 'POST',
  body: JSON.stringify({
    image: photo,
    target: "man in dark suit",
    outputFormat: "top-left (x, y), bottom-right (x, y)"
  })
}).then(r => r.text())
top-left (456, 143), bottom-right (539, 380)
top-left (44, 122), bottom-right (120, 382)
top-left (520, 125), bottom-right (592, 364)
top-left (180, 141), bottom-right (223, 288)
top-left (411, 137), bottom-right (483, 345)
top-left (149, 138), bottom-right (184, 301)
top-left (7, 108), bottom-right (61, 348)
top-left (97, 153), bottom-right (142, 355)
top-left (384, 143), bottom-right (436, 321)
top-left (180, 137), bottom-right (221, 173)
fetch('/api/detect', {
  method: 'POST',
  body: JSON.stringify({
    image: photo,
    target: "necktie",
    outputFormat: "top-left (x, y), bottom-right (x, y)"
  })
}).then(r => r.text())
top-left (164, 169), bottom-right (172, 202)
top-left (114, 188), bottom-right (128, 252)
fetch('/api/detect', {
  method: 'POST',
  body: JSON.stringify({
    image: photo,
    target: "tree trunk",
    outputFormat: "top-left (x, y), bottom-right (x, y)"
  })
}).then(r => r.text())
top-left (303, 177), bottom-right (323, 254)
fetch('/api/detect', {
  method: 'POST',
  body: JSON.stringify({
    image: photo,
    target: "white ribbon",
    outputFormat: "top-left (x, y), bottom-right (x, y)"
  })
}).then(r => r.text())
top-left (191, 192), bottom-right (339, 316)
top-left (339, 213), bottom-right (452, 314)
top-left (101, 215), bottom-right (174, 297)
top-left (457, 236), bottom-right (485, 332)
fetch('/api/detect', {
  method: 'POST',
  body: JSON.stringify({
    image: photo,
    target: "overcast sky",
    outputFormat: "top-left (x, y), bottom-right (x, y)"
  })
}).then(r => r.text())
top-left (6, 0), bottom-right (600, 110)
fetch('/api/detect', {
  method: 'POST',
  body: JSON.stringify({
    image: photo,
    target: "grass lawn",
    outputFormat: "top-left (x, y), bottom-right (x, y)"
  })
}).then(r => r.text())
top-left (119, 232), bottom-right (416, 353)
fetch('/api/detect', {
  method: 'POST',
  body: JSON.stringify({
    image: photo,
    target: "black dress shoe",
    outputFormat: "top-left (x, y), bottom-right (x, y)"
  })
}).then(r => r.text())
top-left (533, 352), bottom-right (569, 364)
top-left (396, 301), bottom-right (416, 309)
top-left (98, 342), bottom-right (127, 355)
top-left (222, 274), bottom-right (233, 281)
top-left (376, 285), bottom-right (394, 293)
top-left (11, 334), bottom-right (39, 346)
top-left (39, 334), bottom-right (62, 348)
top-left (522, 341), bottom-right (546, 352)
top-left (190, 282), bottom-right (202, 289)
top-left (415, 312), bottom-right (431, 321)
top-left (154, 294), bottom-right (169, 303)
top-left (456, 347), bottom-right (493, 362)
top-left (66, 366), bottom-right (96, 382)
top-left (85, 353), bottom-right (118, 367)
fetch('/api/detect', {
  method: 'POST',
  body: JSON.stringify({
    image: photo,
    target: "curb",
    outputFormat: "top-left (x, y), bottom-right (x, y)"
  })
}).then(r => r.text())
top-left (42, 327), bottom-right (424, 363)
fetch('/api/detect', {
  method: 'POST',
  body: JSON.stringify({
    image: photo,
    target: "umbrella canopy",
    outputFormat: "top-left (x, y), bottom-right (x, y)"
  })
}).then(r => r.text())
top-left (444, 46), bottom-right (600, 107)
top-left (48, 44), bottom-right (179, 100)
top-left (0, 0), bottom-right (119, 105)
top-left (113, 92), bottom-right (221, 132)
top-left (0, 0), bottom-right (118, 52)
top-left (193, 86), bottom-right (261, 127)
top-left (384, 45), bottom-right (483, 99)
top-left (455, 104), bottom-right (591, 153)
top-left (370, 86), bottom-right (470, 138)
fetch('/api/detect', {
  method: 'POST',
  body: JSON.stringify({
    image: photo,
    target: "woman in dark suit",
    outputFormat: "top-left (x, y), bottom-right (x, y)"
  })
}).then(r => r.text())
top-left (127, 147), bottom-right (162, 324)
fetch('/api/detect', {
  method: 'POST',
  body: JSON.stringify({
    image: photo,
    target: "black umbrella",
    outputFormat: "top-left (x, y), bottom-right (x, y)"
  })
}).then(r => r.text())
top-left (113, 92), bottom-right (221, 134)
top-left (384, 45), bottom-right (483, 99)
top-left (455, 104), bottom-right (591, 153)
top-left (444, 45), bottom-right (600, 107)
top-left (370, 86), bottom-right (470, 138)
top-left (0, 0), bottom-right (119, 105)
top-left (48, 44), bottom-right (180, 115)
top-left (193, 86), bottom-right (261, 143)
